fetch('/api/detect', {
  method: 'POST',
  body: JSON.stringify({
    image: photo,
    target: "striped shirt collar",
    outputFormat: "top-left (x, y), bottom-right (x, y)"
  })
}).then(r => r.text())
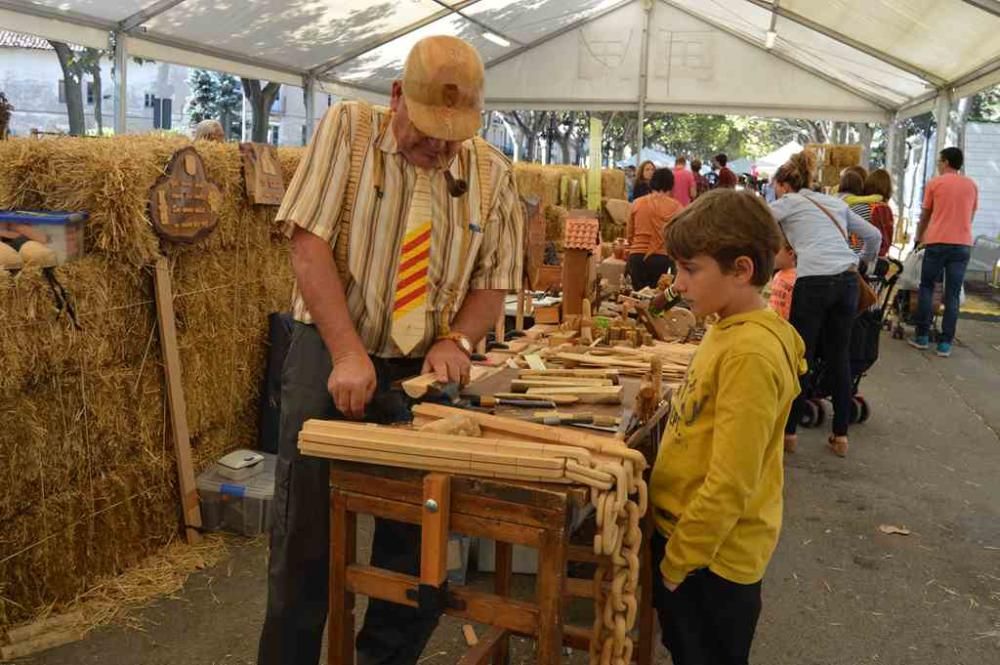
top-left (378, 116), bottom-right (399, 154)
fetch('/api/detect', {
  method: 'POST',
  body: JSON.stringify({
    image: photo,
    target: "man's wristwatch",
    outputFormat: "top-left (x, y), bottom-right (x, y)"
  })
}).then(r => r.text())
top-left (437, 332), bottom-right (473, 357)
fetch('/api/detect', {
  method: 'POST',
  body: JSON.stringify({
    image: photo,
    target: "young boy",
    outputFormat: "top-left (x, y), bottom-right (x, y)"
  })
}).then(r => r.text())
top-left (768, 243), bottom-right (797, 320)
top-left (651, 189), bottom-right (806, 665)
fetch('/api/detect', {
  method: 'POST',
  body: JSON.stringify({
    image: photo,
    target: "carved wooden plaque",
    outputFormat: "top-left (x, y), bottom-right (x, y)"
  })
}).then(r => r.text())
top-left (148, 147), bottom-right (220, 243)
top-left (240, 142), bottom-right (286, 206)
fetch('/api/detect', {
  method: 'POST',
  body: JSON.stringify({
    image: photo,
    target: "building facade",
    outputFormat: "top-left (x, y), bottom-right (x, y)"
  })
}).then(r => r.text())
top-left (0, 30), bottom-right (328, 145)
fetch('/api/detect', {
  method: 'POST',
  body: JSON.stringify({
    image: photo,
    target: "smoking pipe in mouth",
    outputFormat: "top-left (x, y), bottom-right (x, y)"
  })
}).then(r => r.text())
top-left (438, 155), bottom-right (468, 197)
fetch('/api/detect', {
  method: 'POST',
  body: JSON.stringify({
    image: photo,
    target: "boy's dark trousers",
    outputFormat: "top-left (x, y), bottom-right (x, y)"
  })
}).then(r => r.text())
top-left (650, 530), bottom-right (762, 665)
top-left (257, 323), bottom-right (435, 665)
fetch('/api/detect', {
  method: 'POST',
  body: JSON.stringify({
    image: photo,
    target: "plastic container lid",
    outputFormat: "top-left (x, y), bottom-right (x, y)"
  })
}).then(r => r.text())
top-left (197, 451), bottom-right (276, 501)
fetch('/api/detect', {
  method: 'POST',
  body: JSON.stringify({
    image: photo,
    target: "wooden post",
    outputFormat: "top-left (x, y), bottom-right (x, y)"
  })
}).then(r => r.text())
top-left (495, 311), bottom-right (506, 347)
top-left (421, 473), bottom-right (452, 587)
top-left (515, 281), bottom-right (526, 333)
top-left (153, 256), bottom-right (202, 544)
top-left (494, 541), bottom-right (513, 665)
top-left (330, 489), bottom-right (357, 665)
top-left (535, 527), bottom-right (567, 663)
top-left (561, 248), bottom-right (590, 318)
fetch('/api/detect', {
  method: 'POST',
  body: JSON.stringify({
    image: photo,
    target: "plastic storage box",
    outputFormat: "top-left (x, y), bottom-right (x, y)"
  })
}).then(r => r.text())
top-left (197, 451), bottom-right (276, 536)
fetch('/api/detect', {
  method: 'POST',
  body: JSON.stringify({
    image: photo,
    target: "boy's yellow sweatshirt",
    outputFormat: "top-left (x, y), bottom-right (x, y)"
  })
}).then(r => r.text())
top-left (651, 308), bottom-right (805, 586)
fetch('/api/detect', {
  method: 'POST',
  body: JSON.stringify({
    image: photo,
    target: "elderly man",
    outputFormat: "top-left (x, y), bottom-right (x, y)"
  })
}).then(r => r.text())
top-left (257, 35), bottom-right (523, 665)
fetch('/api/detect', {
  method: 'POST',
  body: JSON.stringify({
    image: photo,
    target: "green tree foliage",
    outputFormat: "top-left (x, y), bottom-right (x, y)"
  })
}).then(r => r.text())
top-left (186, 70), bottom-right (245, 139)
top-left (187, 69), bottom-right (220, 125)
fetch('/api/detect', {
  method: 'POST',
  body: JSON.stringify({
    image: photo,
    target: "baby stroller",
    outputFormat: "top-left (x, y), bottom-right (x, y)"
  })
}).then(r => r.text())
top-left (800, 257), bottom-right (902, 428)
top-left (888, 248), bottom-right (944, 341)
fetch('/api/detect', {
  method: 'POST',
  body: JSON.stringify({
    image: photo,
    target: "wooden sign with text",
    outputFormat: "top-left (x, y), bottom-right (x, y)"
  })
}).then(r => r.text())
top-left (148, 147), bottom-right (220, 243)
top-left (240, 142), bottom-right (285, 206)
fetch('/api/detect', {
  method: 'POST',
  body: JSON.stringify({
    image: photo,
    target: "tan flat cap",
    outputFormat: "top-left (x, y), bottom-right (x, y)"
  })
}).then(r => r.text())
top-left (402, 35), bottom-right (485, 142)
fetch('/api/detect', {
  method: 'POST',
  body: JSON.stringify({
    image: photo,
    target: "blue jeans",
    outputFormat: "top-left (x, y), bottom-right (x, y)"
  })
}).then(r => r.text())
top-left (916, 244), bottom-right (971, 343)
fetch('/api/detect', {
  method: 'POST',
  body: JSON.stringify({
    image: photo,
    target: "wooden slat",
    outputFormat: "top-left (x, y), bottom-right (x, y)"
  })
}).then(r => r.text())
top-left (153, 256), bottom-right (202, 544)
top-left (421, 474), bottom-right (451, 587)
top-left (562, 624), bottom-right (593, 653)
top-left (329, 491), bottom-right (356, 665)
top-left (458, 627), bottom-right (508, 665)
top-left (494, 541), bottom-right (513, 665)
top-left (328, 462), bottom-right (578, 529)
top-left (525, 386), bottom-right (623, 404)
top-left (343, 493), bottom-right (545, 547)
top-left (346, 565), bottom-right (540, 637)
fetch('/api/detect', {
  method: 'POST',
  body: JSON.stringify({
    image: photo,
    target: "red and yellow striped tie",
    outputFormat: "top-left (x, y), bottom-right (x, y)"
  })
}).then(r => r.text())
top-left (391, 170), bottom-right (433, 355)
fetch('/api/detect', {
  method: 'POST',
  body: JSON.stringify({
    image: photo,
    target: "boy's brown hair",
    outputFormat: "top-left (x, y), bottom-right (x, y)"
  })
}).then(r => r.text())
top-left (665, 189), bottom-right (783, 287)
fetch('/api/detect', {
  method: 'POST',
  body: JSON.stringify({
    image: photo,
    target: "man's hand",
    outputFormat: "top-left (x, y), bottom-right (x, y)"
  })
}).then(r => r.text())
top-left (328, 352), bottom-right (376, 420)
top-left (422, 339), bottom-right (471, 385)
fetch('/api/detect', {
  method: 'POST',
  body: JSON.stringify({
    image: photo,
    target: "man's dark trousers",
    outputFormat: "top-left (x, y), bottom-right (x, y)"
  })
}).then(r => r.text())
top-left (257, 322), bottom-right (437, 665)
top-left (916, 243), bottom-right (971, 343)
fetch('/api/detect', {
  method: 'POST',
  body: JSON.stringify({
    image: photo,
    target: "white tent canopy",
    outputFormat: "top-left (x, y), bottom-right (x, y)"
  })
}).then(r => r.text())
top-left (1, 0), bottom-right (998, 125)
top-left (755, 141), bottom-right (804, 173)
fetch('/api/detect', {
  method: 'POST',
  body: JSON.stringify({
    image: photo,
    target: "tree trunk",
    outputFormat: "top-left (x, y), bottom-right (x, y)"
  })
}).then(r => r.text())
top-left (89, 55), bottom-right (103, 134)
top-left (50, 41), bottom-right (85, 136)
top-left (241, 78), bottom-right (281, 143)
top-left (856, 123), bottom-right (874, 168)
top-left (952, 97), bottom-right (971, 153)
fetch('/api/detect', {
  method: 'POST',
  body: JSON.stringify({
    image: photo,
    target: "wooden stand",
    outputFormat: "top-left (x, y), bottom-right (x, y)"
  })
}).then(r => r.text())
top-left (329, 462), bottom-right (581, 664)
top-left (324, 398), bottom-right (671, 664)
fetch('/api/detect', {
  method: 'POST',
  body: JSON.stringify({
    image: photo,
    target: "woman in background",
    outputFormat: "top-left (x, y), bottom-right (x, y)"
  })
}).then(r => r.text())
top-left (771, 152), bottom-right (881, 458)
top-left (627, 168), bottom-right (682, 289)
top-left (630, 160), bottom-right (656, 201)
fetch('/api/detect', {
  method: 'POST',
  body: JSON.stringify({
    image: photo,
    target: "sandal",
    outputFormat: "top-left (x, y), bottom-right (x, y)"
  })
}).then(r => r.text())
top-left (783, 434), bottom-right (798, 454)
top-left (827, 435), bottom-right (848, 458)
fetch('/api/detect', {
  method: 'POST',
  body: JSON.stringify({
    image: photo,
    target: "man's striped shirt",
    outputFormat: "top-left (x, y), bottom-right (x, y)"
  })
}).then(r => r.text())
top-left (277, 101), bottom-right (524, 358)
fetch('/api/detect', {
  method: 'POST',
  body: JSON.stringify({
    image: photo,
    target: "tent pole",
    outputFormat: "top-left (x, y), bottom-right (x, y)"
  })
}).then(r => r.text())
top-left (303, 75), bottom-right (315, 145)
top-left (933, 91), bottom-right (951, 156)
top-left (637, 0), bottom-right (653, 158)
top-left (112, 32), bottom-right (128, 135)
top-left (887, 114), bottom-right (906, 231)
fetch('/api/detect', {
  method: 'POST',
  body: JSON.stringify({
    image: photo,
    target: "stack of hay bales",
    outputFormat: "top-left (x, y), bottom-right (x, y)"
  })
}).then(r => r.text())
top-left (512, 163), bottom-right (627, 249)
top-left (805, 143), bottom-right (862, 192)
top-left (0, 135), bottom-right (298, 626)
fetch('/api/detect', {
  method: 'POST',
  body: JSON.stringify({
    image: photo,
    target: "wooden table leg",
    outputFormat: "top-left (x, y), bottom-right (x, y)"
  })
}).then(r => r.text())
top-left (493, 541), bottom-right (513, 665)
top-left (330, 489), bottom-right (356, 665)
top-left (637, 511), bottom-right (655, 665)
top-left (535, 528), bottom-right (567, 664)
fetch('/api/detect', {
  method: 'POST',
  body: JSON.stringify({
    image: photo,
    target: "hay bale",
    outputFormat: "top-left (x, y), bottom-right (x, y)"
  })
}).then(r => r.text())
top-left (0, 135), bottom-right (296, 627)
top-left (513, 163), bottom-right (562, 210)
top-left (544, 205), bottom-right (567, 242)
top-left (601, 169), bottom-right (626, 200)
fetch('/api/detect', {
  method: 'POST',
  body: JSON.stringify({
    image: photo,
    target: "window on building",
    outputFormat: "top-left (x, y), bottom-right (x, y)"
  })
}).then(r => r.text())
top-left (144, 93), bottom-right (155, 108)
top-left (269, 123), bottom-right (280, 145)
top-left (301, 124), bottom-right (307, 145)
top-left (270, 86), bottom-right (283, 114)
top-left (86, 82), bottom-right (95, 105)
top-left (152, 97), bottom-right (173, 130)
top-left (327, 94), bottom-right (332, 107)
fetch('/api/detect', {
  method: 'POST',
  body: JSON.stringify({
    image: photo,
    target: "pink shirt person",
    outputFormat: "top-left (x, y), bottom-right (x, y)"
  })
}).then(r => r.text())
top-left (922, 172), bottom-right (978, 246)
top-left (672, 157), bottom-right (696, 206)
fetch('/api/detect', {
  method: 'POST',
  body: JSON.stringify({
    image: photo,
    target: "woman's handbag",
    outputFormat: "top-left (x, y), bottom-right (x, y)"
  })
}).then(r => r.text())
top-left (804, 196), bottom-right (878, 312)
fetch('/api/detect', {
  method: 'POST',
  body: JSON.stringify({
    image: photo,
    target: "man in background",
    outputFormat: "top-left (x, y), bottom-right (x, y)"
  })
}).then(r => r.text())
top-left (909, 146), bottom-right (978, 358)
top-left (715, 153), bottom-right (738, 189)
top-left (672, 155), bottom-right (697, 206)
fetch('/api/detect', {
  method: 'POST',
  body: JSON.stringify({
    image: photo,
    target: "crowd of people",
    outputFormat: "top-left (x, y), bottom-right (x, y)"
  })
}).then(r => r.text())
top-left (624, 146), bottom-right (980, 459)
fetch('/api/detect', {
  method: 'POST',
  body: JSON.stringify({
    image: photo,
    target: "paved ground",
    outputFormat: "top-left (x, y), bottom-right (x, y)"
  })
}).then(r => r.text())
top-left (23, 319), bottom-right (1000, 665)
